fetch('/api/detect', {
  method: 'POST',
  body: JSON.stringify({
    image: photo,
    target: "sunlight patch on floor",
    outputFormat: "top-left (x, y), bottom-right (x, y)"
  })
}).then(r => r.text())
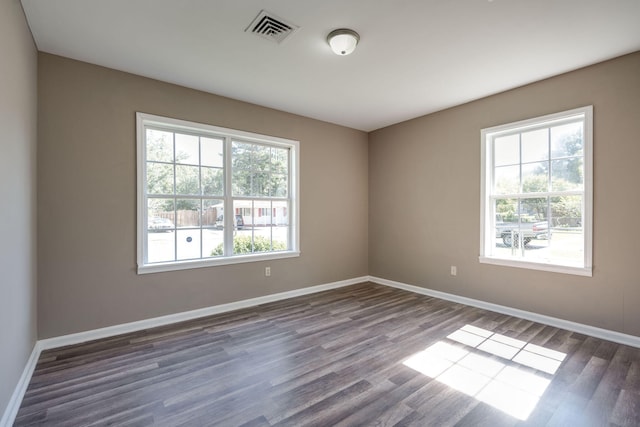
top-left (402, 324), bottom-right (566, 420)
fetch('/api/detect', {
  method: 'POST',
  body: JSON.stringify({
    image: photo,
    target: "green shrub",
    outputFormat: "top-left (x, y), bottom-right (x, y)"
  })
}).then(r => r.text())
top-left (211, 235), bottom-right (286, 256)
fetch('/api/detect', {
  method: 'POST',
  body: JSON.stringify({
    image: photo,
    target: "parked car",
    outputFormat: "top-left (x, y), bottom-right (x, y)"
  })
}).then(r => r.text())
top-left (214, 214), bottom-right (245, 230)
top-left (496, 216), bottom-right (550, 247)
top-left (148, 217), bottom-right (174, 232)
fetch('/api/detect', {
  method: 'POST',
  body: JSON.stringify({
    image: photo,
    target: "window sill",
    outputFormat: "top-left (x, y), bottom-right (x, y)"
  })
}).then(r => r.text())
top-left (138, 251), bottom-right (300, 274)
top-left (479, 256), bottom-right (592, 277)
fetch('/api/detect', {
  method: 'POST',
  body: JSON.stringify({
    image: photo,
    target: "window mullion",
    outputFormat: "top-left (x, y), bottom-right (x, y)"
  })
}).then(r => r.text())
top-left (547, 127), bottom-right (552, 237)
top-left (173, 132), bottom-right (178, 262)
top-left (517, 133), bottom-right (523, 250)
top-left (141, 128), bottom-right (148, 265)
top-left (198, 135), bottom-right (204, 259)
top-left (251, 200), bottom-right (255, 251)
top-left (518, 133), bottom-right (523, 194)
top-left (270, 200), bottom-right (274, 250)
top-left (288, 148), bottom-right (294, 251)
top-left (224, 137), bottom-right (234, 256)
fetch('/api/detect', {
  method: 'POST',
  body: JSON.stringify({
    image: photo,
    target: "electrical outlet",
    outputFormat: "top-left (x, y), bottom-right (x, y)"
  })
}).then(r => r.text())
top-left (265, 266), bottom-right (271, 277)
top-left (450, 266), bottom-right (457, 276)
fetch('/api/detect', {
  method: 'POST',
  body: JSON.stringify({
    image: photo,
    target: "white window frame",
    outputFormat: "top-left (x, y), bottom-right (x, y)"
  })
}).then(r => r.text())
top-left (479, 106), bottom-right (593, 276)
top-left (137, 112), bottom-right (300, 274)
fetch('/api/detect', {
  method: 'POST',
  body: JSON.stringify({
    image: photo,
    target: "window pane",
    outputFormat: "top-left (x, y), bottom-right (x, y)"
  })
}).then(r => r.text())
top-left (520, 197), bottom-right (548, 224)
top-left (147, 198), bottom-right (175, 230)
top-left (233, 199), bottom-right (277, 254)
top-left (254, 145), bottom-right (271, 167)
top-left (494, 134), bottom-right (519, 166)
top-left (232, 142), bottom-right (254, 196)
top-left (147, 198), bottom-right (175, 263)
top-left (551, 122), bottom-right (583, 158)
top-left (146, 129), bottom-right (173, 162)
top-left (233, 197), bottom-right (250, 225)
top-left (204, 198), bottom-right (225, 257)
top-left (232, 141), bottom-right (253, 155)
top-left (516, 197), bottom-right (551, 259)
top-left (176, 229), bottom-right (200, 260)
top-left (494, 198), bottom-right (518, 252)
top-left (522, 162), bottom-right (548, 193)
top-left (231, 141), bottom-right (276, 197)
top-left (201, 137), bottom-right (223, 168)
top-left (269, 148), bottom-right (289, 205)
top-left (494, 165), bottom-right (519, 194)
top-left (521, 128), bottom-right (548, 163)
top-left (175, 133), bottom-right (199, 165)
top-left (551, 195), bottom-right (582, 228)
top-left (495, 198), bottom-right (518, 223)
top-left (146, 162), bottom-right (173, 194)
top-left (202, 199), bottom-right (223, 228)
top-left (253, 145), bottom-right (271, 197)
top-left (232, 173), bottom-right (251, 197)
top-left (252, 170), bottom-right (270, 197)
top-left (253, 223), bottom-right (272, 254)
top-left (231, 199), bottom-right (288, 255)
top-left (176, 199), bottom-right (200, 227)
top-left (494, 198), bottom-right (550, 253)
top-left (175, 165), bottom-right (200, 195)
top-left (271, 174), bottom-right (288, 197)
top-left (203, 228), bottom-right (224, 258)
top-left (233, 199), bottom-right (253, 255)
top-left (147, 232), bottom-right (175, 263)
top-left (272, 200), bottom-right (289, 250)
top-left (202, 167), bottom-right (223, 196)
top-left (271, 147), bottom-right (289, 176)
top-left (254, 200), bottom-right (271, 227)
top-left (548, 196), bottom-right (584, 265)
top-left (551, 158), bottom-right (583, 191)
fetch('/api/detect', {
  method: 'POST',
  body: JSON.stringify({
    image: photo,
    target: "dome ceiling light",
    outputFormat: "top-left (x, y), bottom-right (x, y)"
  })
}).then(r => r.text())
top-left (327, 29), bottom-right (360, 56)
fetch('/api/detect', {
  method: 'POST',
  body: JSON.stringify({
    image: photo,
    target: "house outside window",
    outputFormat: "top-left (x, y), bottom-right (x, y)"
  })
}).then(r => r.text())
top-left (137, 113), bottom-right (299, 274)
top-left (479, 106), bottom-right (593, 276)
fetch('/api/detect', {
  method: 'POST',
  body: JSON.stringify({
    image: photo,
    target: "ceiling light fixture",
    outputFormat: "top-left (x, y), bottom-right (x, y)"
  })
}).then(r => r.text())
top-left (327, 29), bottom-right (360, 56)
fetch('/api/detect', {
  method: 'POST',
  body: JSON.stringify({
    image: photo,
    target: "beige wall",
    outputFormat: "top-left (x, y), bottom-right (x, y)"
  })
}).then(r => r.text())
top-left (34, 48), bottom-right (640, 341)
top-left (369, 52), bottom-right (640, 337)
top-left (37, 53), bottom-right (369, 339)
top-left (0, 0), bottom-right (38, 417)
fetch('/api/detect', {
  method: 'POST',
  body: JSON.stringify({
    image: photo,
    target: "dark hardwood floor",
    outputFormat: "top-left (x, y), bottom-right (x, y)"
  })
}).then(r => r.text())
top-left (14, 282), bottom-right (640, 426)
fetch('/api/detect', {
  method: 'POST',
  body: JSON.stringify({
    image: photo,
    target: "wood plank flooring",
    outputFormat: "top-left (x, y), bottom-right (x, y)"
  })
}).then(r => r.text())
top-left (14, 282), bottom-right (640, 426)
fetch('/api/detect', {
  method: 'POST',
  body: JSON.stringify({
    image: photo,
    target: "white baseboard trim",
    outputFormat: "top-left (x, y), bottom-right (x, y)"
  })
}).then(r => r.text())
top-left (39, 276), bottom-right (369, 351)
top-left (369, 275), bottom-right (640, 349)
top-left (5, 274), bottom-right (638, 425)
top-left (0, 342), bottom-right (42, 427)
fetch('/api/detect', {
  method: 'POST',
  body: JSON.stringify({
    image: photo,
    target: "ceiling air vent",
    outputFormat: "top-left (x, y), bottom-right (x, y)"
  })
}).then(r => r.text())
top-left (246, 10), bottom-right (299, 44)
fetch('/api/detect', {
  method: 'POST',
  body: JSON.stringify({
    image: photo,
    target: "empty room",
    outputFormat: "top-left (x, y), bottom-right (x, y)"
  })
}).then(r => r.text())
top-left (2, 0), bottom-right (640, 426)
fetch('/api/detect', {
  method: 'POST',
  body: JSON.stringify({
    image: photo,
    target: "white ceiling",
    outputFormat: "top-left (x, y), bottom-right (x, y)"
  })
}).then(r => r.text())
top-left (21, 0), bottom-right (640, 131)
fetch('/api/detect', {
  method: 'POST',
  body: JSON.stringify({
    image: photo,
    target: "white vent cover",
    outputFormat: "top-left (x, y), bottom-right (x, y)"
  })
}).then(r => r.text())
top-left (246, 10), bottom-right (299, 44)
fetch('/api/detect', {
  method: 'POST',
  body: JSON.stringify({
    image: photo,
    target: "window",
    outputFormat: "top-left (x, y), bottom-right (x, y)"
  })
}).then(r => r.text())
top-left (137, 113), bottom-right (299, 274)
top-left (480, 106), bottom-right (592, 276)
